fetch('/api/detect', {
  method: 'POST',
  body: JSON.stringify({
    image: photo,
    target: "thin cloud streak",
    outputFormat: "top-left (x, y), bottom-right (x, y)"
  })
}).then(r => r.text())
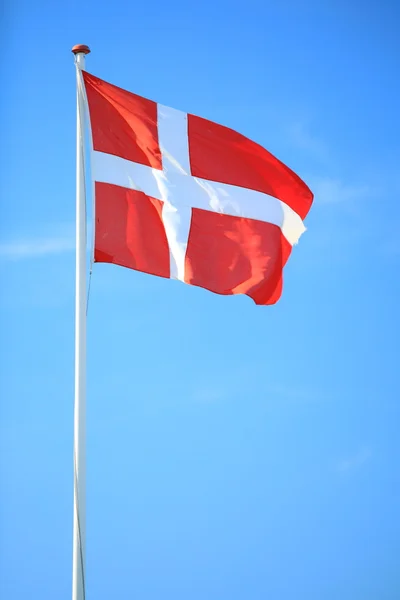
top-left (337, 447), bottom-right (372, 473)
top-left (0, 237), bottom-right (75, 259)
top-left (286, 120), bottom-right (373, 205)
top-left (192, 388), bottom-right (227, 403)
top-left (0, 222), bottom-right (93, 260)
top-left (311, 177), bottom-right (371, 205)
top-left (267, 382), bottom-right (327, 404)
top-left (287, 121), bottom-right (328, 159)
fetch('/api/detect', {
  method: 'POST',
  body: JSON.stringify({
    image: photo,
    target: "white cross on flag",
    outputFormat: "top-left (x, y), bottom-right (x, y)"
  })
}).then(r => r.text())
top-left (82, 72), bottom-right (313, 305)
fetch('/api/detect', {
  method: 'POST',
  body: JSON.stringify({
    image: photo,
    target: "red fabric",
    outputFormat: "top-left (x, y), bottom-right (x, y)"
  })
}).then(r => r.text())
top-left (94, 183), bottom-right (170, 279)
top-left (185, 211), bottom-right (291, 305)
top-left (188, 114), bottom-right (313, 220)
top-left (84, 72), bottom-right (313, 305)
top-left (83, 72), bottom-right (162, 169)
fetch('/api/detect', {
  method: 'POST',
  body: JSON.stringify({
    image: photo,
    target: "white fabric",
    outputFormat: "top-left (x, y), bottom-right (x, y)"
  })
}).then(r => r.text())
top-left (157, 105), bottom-right (192, 279)
top-left (92, 154), bottom-right (306, 244)
top-left (92, 105), bottom-right (306, 281)
top-left (157, 104), bottom-right (191, 175)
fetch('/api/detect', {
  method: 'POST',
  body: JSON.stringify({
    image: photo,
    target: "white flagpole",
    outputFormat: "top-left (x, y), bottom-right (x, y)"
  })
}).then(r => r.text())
top-left (71, 43), bottom-right (90, 600)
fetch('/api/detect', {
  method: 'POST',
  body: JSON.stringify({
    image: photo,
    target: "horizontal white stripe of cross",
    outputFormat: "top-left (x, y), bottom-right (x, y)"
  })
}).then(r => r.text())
top-left (92, 104), bottom-right (305, 281)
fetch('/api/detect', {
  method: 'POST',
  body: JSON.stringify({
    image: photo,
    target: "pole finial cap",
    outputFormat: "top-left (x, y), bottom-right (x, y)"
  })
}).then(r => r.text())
top-left (72, 44), bottom-right (91, 55)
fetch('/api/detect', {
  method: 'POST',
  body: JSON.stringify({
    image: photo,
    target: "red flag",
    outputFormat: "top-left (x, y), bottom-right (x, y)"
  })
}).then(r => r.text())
top-left (82, 72), bottom-right (313, 305)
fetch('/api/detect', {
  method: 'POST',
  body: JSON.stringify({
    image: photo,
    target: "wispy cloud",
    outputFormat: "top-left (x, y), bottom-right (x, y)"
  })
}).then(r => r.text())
top-left (192, 388), bottom-right (227, 403)
top-left (0, 236), bottom-right (75, 260)
top-left (286, 121), bottom-right (328, 160)
top-left (380, 222), bottom-right (400, 258)
top-left (286, 120), bottom-right (374, 205)
top-left (337, 447), bottom-right (372, 473)
top-left (267, 382), bottom-right (327, 404)
top-left (311, 176), bottom-right (371, 205)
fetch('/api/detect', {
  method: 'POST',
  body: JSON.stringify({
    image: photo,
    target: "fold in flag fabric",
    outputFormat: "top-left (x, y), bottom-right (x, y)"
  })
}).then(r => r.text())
top-left (82, 71), bottom-right (313, 305)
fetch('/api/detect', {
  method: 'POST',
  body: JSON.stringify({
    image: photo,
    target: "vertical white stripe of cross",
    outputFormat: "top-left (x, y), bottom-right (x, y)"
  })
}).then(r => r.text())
top-left (157, 105), bottom-right (194, 281)
top-left (92, 110), bottom-right (307, 274)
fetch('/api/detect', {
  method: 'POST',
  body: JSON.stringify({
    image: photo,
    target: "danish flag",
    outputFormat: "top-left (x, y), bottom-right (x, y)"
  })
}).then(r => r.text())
top-left (82, 72), bottom-right (313, 305)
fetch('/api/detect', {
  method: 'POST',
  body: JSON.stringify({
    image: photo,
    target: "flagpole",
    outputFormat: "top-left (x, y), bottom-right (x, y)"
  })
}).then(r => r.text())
top-left (71, 43), bottom-right (90, 600)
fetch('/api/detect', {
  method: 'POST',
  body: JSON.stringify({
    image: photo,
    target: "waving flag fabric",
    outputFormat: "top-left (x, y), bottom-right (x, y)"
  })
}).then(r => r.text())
top-left (82, 71), bottom-right (313, 305)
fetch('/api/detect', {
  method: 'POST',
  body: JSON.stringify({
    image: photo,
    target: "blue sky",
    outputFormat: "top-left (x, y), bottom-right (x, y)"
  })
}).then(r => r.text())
top-left (1, 0), bottom-right (400, 598)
